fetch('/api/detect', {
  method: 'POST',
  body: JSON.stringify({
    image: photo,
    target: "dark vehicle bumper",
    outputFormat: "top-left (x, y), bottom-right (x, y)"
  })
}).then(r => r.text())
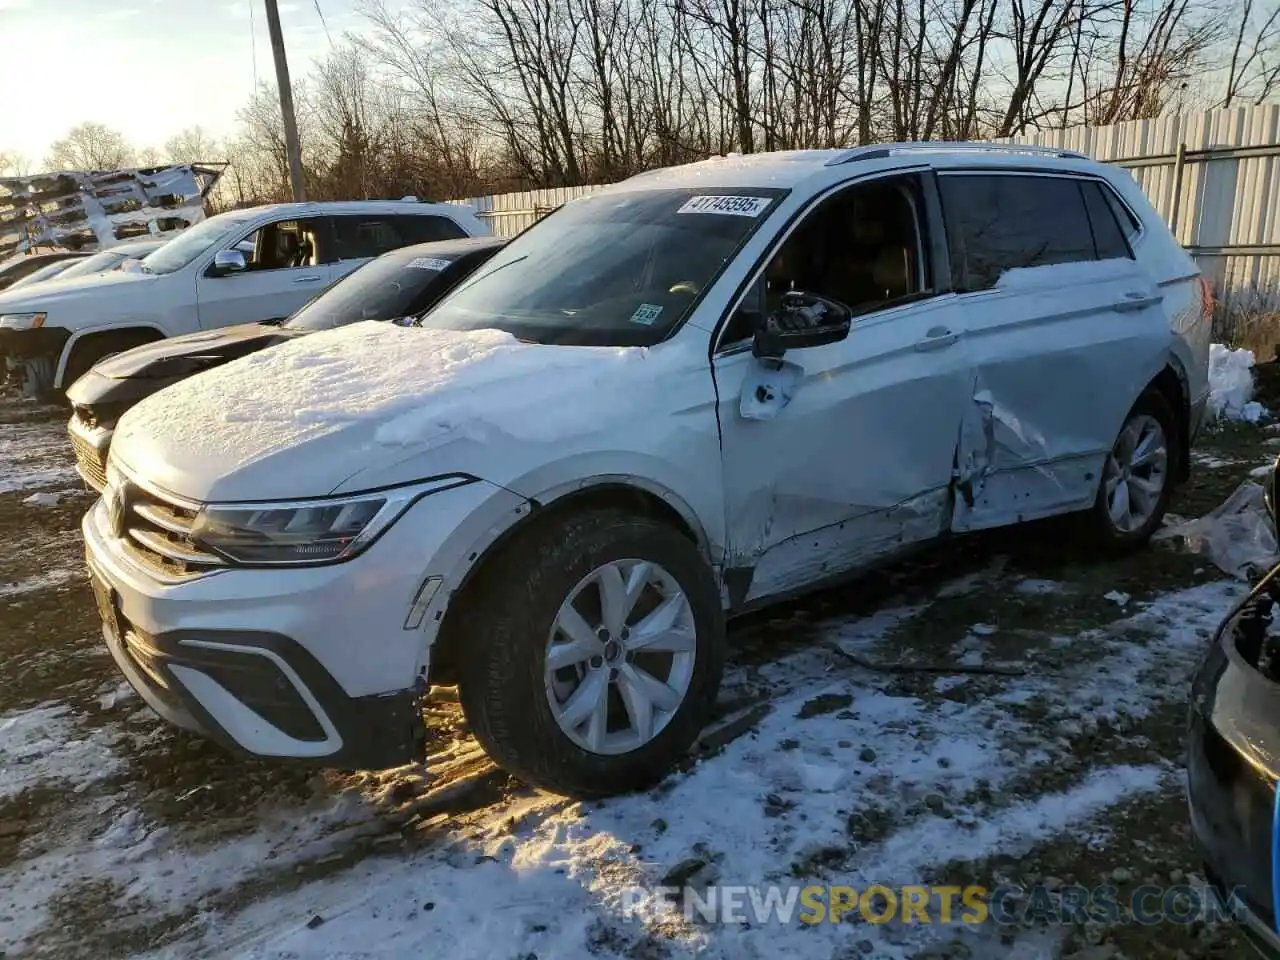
top-left (1188, 590), bottom-right (1280, 955)
top-left (87, 557), bottom-right (427, 770)
top-left (65, 367), bottom-right (183, 492)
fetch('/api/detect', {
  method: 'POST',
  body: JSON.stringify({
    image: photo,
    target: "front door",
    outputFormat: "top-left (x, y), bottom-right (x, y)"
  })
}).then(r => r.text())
top-left (713, 174), bottom-right (975, 606)
top-left (195, 217), bottom-right (333, 329)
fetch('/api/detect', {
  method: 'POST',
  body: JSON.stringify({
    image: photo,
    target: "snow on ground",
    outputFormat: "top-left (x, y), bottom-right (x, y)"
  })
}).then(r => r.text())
top-left (106, 580), bottom-right (1234, 960)
top-left (0, 421), bottom-right (78, 493)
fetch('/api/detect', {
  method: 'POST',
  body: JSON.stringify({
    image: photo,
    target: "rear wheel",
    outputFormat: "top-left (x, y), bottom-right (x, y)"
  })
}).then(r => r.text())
top-left (456, 509), bottom-right (724, 797)
top-left (1088, 390), bottom-right (1179, 548)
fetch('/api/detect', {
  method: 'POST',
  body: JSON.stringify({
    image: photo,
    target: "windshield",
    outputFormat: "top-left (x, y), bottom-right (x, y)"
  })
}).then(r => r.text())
top-left (54, 248), bottom-right (132, 280)
top-left (138, 213), bottom-right (252, 276)
top-left (285, 249), bottom-right (458, 330)
top-left (421, 187), bottom-right (788, 346)
top-left (9, 260), bottom-right (78, 288)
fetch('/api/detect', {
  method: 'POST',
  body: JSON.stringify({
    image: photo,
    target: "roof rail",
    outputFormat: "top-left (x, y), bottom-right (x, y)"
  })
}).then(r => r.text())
top-left (825, 141), bottom-right (1089, 165)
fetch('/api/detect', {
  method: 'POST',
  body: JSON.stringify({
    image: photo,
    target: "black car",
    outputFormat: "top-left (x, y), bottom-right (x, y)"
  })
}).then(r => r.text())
top-left (1188, 456), bottom-right (1280, 956)
top-left (66, 235), bottom-right (506, 492)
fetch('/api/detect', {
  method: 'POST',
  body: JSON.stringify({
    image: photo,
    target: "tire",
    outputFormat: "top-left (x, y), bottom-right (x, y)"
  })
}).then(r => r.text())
top-left (1087, 389), bottom-right (1180, 549)
top-left (61, 330), bottom-right (161, 397)
top-left (456, 508), bottom-right (725, 798)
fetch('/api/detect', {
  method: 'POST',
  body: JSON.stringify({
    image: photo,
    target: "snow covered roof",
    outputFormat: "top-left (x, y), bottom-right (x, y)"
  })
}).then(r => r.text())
top-left (0, 163), bottom-right (224, 258)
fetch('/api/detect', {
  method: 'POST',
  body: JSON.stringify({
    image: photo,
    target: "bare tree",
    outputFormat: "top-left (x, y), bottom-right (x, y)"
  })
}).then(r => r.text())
top-left (1222, 0), bottom-right (1280, 107)
top-left (163, 126), bottom-right (224, 164)
top-left (0, 150), bottom-right (31, 176)
top-left (45, 122), bottom-right (135, 171)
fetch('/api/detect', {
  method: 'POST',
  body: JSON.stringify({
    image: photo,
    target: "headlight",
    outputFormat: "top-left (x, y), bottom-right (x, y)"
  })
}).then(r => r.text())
top-left (189, 476), bottom-right (474, 565)
top-left (0, 312), bottom-right (47, 330)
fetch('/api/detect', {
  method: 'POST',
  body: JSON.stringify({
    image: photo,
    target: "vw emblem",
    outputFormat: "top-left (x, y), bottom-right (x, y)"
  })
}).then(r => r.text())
top-left (106, 484), bottom-right (126, 538)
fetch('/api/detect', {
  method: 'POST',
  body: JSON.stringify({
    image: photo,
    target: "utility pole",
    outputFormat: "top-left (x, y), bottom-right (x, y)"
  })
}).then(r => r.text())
top-left (264, 0), bottom-right (306, 202)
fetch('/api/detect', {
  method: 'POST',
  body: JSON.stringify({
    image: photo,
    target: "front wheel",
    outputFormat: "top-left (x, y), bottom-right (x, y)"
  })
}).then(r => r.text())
top-left (457, 509), bottom-right (725, 798)
top-left (1088, 390), bottom-right (1179, 548)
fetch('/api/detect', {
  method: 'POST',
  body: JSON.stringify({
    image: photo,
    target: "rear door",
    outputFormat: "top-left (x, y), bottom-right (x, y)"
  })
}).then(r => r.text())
top-left (195, 216), bottom-right (333, 328)
top-left (940, 171), bottom-right (1172, 531)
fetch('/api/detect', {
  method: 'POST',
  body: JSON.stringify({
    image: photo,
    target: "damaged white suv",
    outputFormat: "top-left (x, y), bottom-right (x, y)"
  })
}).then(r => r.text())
top-left (84, 143), bottom-right (1211, 797)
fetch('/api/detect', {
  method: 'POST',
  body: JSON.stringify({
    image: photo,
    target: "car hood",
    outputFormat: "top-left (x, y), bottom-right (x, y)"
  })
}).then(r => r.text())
top-left (110, 321), bottom-right (652, 502)
top-left (92, 322), bottom-right (299, 379)
top-left (0, 267), bottom-right (153, 313)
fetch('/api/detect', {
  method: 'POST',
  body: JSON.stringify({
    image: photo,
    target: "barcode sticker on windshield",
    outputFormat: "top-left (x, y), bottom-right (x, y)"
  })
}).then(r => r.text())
top-left (630, 303), bottom-right (663, 326)
top-left (677, 195), bottom-right (770, 217)
top-left (406, 257), bottom-right (451, 271)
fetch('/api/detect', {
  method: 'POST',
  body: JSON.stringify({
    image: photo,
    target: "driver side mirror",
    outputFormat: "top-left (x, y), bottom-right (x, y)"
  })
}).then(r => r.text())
top-left (752, 291), bottom-right (852, 361)
top-left (211, 249), bottom-right (247, 277)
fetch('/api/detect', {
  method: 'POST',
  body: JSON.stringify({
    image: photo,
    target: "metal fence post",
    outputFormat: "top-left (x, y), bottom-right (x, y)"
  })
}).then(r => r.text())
top-left (1169, 142), bottom-right (1187, 239)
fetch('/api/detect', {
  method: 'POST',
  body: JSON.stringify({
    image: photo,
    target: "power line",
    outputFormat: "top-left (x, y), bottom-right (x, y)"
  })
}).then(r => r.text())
top-left (249, 0), bottom-right (259, 89)
top-left (313, 0), bottom-right (333, 46)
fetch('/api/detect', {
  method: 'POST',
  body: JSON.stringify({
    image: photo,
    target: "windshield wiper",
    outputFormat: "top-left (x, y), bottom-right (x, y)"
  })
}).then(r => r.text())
top-left (447, 255), bottom-right (528, 299)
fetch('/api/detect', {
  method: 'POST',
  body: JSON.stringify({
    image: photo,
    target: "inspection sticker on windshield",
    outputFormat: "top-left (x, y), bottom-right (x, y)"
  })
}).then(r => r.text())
top-left (629, 303), bottom-right (663, 325)
top-left (406, 257), bottom-right (451, 271)
top-left (677, 195), bottom-right (770, 217)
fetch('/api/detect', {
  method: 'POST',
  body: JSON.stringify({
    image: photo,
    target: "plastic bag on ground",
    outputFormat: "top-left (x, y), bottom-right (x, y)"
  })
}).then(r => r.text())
top-left (1154, 480), bottom-right (1278, 579)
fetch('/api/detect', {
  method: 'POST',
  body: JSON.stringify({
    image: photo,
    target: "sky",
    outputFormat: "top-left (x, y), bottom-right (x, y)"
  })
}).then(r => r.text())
top-left (0, 0), bottom-right (412, 167)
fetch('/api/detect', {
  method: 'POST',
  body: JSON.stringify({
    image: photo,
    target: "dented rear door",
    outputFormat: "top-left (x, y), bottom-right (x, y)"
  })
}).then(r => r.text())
top-left (939, 171), bottom-right (1172, 532)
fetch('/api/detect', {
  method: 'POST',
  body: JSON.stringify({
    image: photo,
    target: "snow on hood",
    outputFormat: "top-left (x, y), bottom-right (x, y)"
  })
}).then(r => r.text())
top-left (111, 322), bottom-right (648, 501)
top-left (0, 267), bottom-right (151, 312)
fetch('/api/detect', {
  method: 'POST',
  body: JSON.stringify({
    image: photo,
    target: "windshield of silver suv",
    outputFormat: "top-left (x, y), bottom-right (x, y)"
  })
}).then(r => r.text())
top-left (137, 213), bottom-right (252, 275)
top-left (421, 187), bottom-right (788, 346)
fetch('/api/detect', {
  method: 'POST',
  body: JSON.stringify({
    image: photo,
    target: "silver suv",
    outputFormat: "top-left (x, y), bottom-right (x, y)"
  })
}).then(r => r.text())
top-left (83, 143), bottom-right (1210, 797)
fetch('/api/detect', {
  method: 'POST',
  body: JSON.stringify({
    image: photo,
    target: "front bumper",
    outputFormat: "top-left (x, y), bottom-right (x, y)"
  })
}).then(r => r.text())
top-left (82, 476), bottom-right (522, 767)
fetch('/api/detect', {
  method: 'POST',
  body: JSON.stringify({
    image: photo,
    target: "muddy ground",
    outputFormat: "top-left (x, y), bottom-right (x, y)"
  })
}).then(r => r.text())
top-left (0, 387), bottom-right (1275, 959)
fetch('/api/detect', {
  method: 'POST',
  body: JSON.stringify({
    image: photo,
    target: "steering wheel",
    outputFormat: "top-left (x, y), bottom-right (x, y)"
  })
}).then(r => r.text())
top-left (669, 280), bottom-right (700, 295)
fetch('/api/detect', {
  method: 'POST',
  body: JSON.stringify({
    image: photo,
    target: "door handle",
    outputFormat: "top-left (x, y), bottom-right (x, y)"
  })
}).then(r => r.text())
top-left (293, 275), bottom-right (323, 284)
top-left (1113, 291), bottom-right (1160, 313)
top-left (915, 327), bottom-right (959, 351)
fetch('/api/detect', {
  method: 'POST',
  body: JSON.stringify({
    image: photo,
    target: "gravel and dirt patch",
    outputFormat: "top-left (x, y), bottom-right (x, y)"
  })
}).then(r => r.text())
top-left (0, 393), bottom-right (1270, 959)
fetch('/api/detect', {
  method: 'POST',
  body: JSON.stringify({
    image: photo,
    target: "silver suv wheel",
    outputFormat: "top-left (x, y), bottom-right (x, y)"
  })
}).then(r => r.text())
top-left (544, 559), bottom-right (697, 755)
top-left (1102, 411), bottom-right (1169, 534)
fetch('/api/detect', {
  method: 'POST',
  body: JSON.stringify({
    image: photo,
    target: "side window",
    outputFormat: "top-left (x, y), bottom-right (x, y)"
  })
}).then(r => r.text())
top-left (332, 216), bottom-right (403, 260)
top-left (392, 214), bottom-right (466, 244)
top-left (939, 175), bottom-right (1094, 290)
top-left (1081, 181), bottom-right (1133, 261)
top-left (234, 218), bottom-right (323, 271)
top-left (1101, 183), bottom-right (1142, 242)
top-left (722, 176), bottom-right (930, 345)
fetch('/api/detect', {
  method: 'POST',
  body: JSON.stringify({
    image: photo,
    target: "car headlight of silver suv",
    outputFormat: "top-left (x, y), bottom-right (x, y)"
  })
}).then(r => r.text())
top-left (0, 312), bottom-right (47, 330)
top-left (189, 475), bottom-right (475, 565)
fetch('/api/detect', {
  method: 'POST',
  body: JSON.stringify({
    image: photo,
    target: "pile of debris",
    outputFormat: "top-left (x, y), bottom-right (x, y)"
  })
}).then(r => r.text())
top-left (0, 163), bottom-right (224, 257)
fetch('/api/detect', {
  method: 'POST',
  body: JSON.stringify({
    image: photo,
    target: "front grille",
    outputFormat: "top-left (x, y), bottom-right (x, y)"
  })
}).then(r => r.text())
top-left (70, 429), bottom-right (108, 491)
top-left (115, 481), bottom-right (224, 580)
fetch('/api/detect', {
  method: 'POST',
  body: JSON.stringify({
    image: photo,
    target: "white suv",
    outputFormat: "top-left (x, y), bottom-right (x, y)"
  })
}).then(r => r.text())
top-left (0, 200), bottom-right (487, 395)
top-left (83, 144), bottom-right (1210, 797)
